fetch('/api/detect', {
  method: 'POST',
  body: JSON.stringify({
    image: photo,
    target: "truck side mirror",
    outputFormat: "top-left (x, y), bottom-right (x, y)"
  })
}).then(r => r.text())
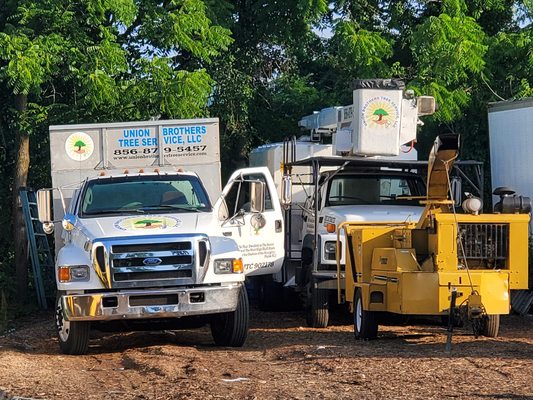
top-left (281, 175), bottom-right (292, 208)
top-left (250, 181), bottom-right (265, 213)
top-left (37, 189), bottom-right (54, 234)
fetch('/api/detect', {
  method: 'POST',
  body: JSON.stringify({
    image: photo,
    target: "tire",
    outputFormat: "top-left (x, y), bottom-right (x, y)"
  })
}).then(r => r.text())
top-left (305, 284), bottom-right (329, 328)
top-left (481, 314), bottom-right (500, 338)
top-left (211, 287), bottom-right (249, 347)
top-left (55, 293), bottom-right (90, 355)
top-left (353, 288), bottom-right (378, 340)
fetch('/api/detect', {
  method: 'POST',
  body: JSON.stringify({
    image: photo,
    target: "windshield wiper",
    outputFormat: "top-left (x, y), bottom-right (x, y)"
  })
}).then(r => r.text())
top-left (83, 209), bottom-right (125, 215)
top-left (134, 205), bottom-right (201, 213)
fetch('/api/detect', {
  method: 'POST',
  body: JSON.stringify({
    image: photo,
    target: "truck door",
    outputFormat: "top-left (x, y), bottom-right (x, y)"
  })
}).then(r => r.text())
top-left (216, 167), bottom-right (284, 277)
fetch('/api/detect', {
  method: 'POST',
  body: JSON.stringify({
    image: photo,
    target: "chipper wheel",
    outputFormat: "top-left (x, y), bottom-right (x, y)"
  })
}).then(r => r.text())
top-left (480, 314), bottom-right (500, 338)
top-left (354, 288), bottom-right (378, 340)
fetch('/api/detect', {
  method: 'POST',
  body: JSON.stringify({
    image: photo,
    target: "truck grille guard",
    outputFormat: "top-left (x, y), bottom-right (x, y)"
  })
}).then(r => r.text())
top-left (91, 234), bottom-right (210, 289)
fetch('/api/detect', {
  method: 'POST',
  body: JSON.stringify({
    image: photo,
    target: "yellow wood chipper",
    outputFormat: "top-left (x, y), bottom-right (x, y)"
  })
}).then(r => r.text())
top-left (337, 133), bottom-right (530, 339)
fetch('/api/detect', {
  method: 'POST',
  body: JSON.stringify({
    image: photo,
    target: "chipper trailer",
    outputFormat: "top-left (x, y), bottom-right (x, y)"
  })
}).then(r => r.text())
top-left (338, 133), bottom-right (530, 339)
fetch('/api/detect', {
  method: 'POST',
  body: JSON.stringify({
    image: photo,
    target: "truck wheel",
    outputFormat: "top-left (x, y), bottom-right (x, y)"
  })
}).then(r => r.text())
top-left (354, 288), bottom-right (378, 340)
top-left (306, 284), bottom-right (329, 328)
top-left (55, 294), bottom-right (90, 355)
top-left (211, 287), bottom-right (249, 347)
top-left (481, 314), bottom-right (500, 338)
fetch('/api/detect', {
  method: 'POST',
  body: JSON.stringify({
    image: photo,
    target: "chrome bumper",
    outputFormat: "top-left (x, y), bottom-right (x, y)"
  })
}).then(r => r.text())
top-left (61, 284), bottom-right (242, 322)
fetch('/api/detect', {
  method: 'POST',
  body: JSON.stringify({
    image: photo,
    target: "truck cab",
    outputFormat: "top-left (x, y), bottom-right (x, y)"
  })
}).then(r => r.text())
top-left (302, 168), bottom-right (425, 273)
top-left (285, 156), bottom-right (428, 327)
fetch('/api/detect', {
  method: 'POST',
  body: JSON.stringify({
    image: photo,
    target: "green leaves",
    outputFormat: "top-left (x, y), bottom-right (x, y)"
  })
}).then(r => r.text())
top-left (0, 33), bottom-right (51, 94)
top-left (139, 0), bottom-right (232, 61)
top-left (410, 12), bottom-right (487, 121)
top-left (331, 20), bottom-right (392, 78)
top-left (485, 31), bottom-right (533, 100)
top-left (0, 0), bottom-right (235, 125)
top-left (137, 57), bottom-right (212, 118)
top-left (86, 0), bottom-right (138, 26)
top-left (412, 14), bottom-right (487, 85)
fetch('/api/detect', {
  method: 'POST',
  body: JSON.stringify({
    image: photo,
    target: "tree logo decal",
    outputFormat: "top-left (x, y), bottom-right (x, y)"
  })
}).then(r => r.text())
top-left (250, 213), bottom-right (266, 235)
top-left (65, 132), bottom-right (95, 161)
top-left (114, 215), bottom-right (181, 231)
top-left (362, 96), bottom-right (400, 129)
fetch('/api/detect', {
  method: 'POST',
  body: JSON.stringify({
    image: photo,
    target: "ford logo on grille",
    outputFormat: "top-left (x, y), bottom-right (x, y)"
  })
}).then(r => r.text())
top-left (143, 257), bottom-right (162, 266)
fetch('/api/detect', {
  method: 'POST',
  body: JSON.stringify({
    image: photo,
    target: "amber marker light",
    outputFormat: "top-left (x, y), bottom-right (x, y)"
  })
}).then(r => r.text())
top-left (138, 168), bottom-right (144, 173)
top-left (58, 267), bottom-right (70, 282)
top-left (232, 259), bottom-right (244, 273)
top-left (326, 223), bottom-right (336, 233)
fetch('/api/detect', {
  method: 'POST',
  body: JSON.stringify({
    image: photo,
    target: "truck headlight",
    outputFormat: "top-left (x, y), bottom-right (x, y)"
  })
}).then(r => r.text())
top-left (214, 258), bottom-right (243, 274)
top-left (324, 241), bottom-right (340, 260)
top-left (58, 265), bottom-right (90, 282)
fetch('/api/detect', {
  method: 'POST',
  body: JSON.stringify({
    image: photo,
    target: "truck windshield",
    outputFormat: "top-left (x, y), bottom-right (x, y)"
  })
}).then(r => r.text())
top-left (325, 173), bottom-right (425, 207)
top-left (80, 175), bottom-right (211, 217)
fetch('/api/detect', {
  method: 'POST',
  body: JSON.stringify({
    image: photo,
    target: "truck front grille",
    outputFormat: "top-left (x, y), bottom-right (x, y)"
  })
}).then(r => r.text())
top-left (458, 223), bottom-right (509, 261)
top-left (93, 235), bottom-right (208, 289)
top-left (114, 270), bottom-right (192, 281)
top-left (113, 255), bottom-right (193, 268)
top-left (112, 242), bottom-right (191, 253)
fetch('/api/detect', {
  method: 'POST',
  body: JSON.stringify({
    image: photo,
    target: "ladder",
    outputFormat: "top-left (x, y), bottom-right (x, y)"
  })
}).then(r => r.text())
top-left (19, 188), bottom-right (54, 310)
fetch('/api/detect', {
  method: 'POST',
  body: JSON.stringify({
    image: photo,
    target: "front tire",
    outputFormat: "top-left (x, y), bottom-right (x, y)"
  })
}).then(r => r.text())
top-left (55, 293), bottom-right (90, 355)
top-left (211, 287), bottom-right (249, 347)
top-left (481, 314), bottom-right (500, 338)
top-left (354, 288), bottom-right (378, 340)
top-left (306, 283), bottom-right (329, 328)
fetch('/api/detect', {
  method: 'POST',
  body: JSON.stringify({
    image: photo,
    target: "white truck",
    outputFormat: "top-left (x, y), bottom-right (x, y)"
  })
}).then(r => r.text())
top-left (37, 118), bottom-right (284, 354)
top-left (250, 79), bottom-right (475, 327)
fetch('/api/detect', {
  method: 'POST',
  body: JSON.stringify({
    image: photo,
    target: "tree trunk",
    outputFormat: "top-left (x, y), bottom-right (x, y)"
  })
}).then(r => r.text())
top-left (12, 93), bottom-right (29, 302)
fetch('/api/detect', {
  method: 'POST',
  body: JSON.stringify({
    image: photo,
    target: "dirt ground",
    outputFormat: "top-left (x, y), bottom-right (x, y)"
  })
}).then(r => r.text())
top-left (0, 306), bottom-right (532, 400)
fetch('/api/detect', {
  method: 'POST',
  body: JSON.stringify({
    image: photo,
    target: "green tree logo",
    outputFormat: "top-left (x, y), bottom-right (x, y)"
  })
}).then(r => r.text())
top-left (134, 219), bottom-right (162, 228)
top-left (373, 108), bottom-right (389, 124)
top-left (74, 140), bottom-right (86, 153)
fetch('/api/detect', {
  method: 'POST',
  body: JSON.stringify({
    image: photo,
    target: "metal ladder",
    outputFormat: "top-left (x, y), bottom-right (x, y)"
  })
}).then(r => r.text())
top-left (19, 188), bottom-right (54, 310)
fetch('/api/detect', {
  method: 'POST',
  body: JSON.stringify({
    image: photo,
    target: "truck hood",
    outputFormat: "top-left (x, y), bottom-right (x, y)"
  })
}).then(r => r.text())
top-left (324, 205), bottom-right (423, 224)
top-left (78, 213), bottom-right (209, 240)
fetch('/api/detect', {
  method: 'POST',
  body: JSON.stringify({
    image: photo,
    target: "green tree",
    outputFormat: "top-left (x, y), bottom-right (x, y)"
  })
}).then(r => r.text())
top-left (135, 219), bottom-right (161, 228)
top-left (207, 0), bottom-right (329, 175)
top-left (0, 0), bottom-right (231, 300)
top-left (74, 140), bottom-right (86, 152)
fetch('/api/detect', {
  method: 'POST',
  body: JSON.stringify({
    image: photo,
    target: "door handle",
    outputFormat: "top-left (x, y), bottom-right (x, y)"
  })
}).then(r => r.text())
top-left (275, 220), bottom-right (282, 233)
top-left (223, 231), bottom-right (232, 237)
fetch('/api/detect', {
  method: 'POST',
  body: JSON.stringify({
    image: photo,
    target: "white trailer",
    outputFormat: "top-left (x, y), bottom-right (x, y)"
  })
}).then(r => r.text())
top-left (488, 99), bottom-right (533, 207)
top-left (38, 118), bottom-right (285, 354)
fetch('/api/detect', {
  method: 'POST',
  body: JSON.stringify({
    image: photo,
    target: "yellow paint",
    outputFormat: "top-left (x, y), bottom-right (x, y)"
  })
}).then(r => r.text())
top-left (338, 211), bottom-right (529, 318)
